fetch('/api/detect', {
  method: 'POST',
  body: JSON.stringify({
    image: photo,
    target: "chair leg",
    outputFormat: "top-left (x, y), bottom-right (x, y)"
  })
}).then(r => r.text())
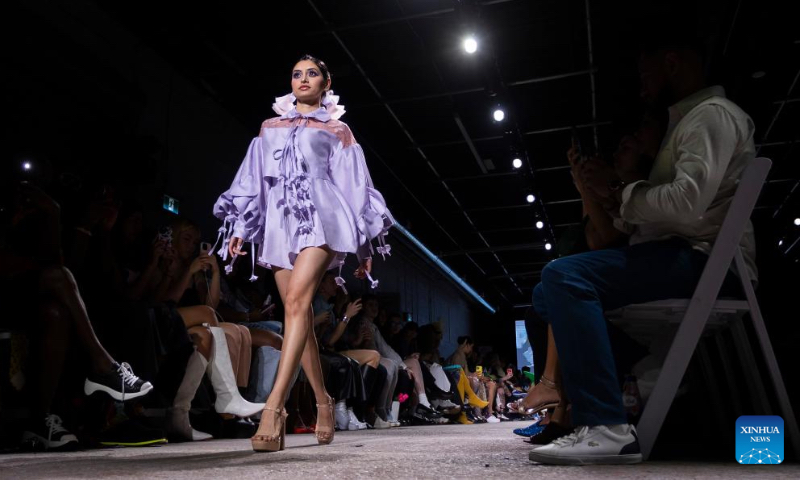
top-left (713, 328), bottom-right (744, 417)
top-left (697, 343), bottom-right (728, 431)
top-left (636, 298), bottom-right (718, 460)
top-left (729, 317), bottom-right (772, 414)
top-left (735, 251), bottom-right (800, 460)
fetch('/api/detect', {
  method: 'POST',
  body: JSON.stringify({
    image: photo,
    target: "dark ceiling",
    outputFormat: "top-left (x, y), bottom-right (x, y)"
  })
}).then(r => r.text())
top-left (16, 0), bottom-right (800, 308)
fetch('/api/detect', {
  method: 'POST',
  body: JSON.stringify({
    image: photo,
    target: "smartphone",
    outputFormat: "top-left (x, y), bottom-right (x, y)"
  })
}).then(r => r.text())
top-left (570, 127), bottom-right (582, 155)
top-left (157, 226), bottom-right (173, 248)
top-left (263, 294), bottom-right (272, 307)
top-left (476, 365), bottom-right (483, 377)
top-left (200, 241), bottom-right (212, 255)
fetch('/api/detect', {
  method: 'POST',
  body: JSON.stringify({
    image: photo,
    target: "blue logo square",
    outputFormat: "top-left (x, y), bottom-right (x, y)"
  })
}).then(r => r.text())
top-left (736, 416), bottom-right (784, 464)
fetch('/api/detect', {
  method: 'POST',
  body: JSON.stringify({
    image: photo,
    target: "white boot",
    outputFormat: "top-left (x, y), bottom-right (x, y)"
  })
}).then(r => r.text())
top-left (334, 400), bottom-right (350, 431)
top-left (347, 408), bottom-right (368, 430)
top-left (167, 350), bottom-right (213, 441)
top-left (207, 326), bottom-right (264, 417)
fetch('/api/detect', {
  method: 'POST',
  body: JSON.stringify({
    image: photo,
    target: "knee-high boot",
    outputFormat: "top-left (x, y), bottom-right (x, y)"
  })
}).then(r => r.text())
top-left (207, 326), bottom-right (264, 417)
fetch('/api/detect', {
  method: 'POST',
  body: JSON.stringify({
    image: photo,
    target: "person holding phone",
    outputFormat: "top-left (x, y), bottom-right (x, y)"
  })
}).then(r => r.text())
top-left (213, 55), bottom-right (394, 451)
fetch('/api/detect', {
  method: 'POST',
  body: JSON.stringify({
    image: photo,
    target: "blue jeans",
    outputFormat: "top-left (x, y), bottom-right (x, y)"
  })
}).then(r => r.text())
top-left (533, 239), bottom-right (736, 426)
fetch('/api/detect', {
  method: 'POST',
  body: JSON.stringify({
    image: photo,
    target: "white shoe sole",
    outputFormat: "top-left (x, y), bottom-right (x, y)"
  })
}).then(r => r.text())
top-left (84, 380), bottom-right (153, 402)
top-left (529, 450), bottom-right (643, 465)
top-left (22, 431), bottom-right (78, 450)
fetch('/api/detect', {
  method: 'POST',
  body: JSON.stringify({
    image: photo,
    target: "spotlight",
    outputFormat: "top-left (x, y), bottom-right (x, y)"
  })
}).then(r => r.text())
top-left (512, 158), bottom-right (522, 169)
top-left (536, 221), bottom-right (544, 229)
top-left (795, 218), bottom-right (800, 226)
top-left (545, 242), bottom-right (552, 251)
top-left (463, 37), bottom-right (478, 54)
top-left (22, 162), bottom-right (32, 171)
top-left (493, 109), bottom-right (505, 122)
top-left (526, 194), bottom-right (535, 203)
top-left (779, 240), bottom-right (784, 246)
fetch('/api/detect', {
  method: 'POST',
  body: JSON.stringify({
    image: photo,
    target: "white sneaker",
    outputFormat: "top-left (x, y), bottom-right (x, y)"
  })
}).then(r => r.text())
top-left (528, 424), bottom-right (643, 465)
top-left (334, 401), bottom-right (350, 431)
top-left (486, 414), bottom-right (501, 424)
top-left (347, 408), bottom-right (368, 430)
top-left (386, 412), bottom-right (401, 427)
top-left (372, 417), bottom-right (392, 429)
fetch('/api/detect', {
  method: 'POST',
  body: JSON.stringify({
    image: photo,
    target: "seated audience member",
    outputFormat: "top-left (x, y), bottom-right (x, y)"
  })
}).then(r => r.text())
top-left (343, 294), bottom-right (411, 428)
top-left (527, 32), bottom-right (756, 465)
top-left (446, 337), bottom-right (491, 424)
top-left (0, 182), bottom-right (152, 450)
top-left (139, 218), bottom-right (264, 440)
top-left (313, 272), bottom-right (383, 430)
top-left (514, 107), bottom-right (668, 443)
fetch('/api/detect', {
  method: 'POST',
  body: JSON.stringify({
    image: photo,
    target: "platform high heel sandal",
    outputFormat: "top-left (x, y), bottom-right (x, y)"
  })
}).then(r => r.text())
top-left (507, 375), bottom-right (560, 415)
top-left (251, 406), bottom-right (287, 452)
top-left (315, 397), bottom-right (335, 445)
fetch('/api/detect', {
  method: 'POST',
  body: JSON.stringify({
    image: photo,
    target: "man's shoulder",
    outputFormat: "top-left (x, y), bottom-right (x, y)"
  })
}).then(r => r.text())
top-left (688, 95), bottom-right (751, 124)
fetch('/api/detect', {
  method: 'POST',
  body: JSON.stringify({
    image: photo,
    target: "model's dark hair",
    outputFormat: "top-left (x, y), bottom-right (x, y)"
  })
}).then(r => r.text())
top-left (297, 54), bottom-right (331, 87)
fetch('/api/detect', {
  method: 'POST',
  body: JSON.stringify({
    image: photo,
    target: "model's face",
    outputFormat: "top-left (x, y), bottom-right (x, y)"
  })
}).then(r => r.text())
top-left (291, 60), bottom-right (329, 104)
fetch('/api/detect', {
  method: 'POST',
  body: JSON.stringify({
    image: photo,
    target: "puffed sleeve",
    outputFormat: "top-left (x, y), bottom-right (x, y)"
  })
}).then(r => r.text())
top-left (211, 136), bottom-right (266, 261)
top-left (328, 129), bottom-right (394, 262)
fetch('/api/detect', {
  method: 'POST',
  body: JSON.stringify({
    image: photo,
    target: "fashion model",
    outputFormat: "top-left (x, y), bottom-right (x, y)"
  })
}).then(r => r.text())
top-left (212, 54), bottom-right (394, 452)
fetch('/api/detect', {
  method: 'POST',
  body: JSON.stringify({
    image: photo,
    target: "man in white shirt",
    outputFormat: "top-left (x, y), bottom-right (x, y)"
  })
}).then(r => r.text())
top-left (528, 35), bottom-right (755, 466)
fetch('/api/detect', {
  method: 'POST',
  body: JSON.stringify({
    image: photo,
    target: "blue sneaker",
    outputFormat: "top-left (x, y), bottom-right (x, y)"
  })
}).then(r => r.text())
top-left (514, 423), bottom-right (546, 437)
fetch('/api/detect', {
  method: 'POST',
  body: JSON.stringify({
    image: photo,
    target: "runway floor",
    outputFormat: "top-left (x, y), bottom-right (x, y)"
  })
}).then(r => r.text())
top-left (0, 422), bottom-right (795, 479)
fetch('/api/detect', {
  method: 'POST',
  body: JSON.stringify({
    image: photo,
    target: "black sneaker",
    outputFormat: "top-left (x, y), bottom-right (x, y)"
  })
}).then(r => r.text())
top-left (99, 419), bottom-right (167, 447)
top-left (416, 404), bottom-right (443, 419)
top-left (85, 362), bottom-right (153, 401)
top-left (21, 414), bottom-right (79, 451)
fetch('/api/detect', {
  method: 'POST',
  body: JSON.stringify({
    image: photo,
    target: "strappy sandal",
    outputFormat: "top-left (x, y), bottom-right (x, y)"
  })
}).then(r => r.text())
top-left (251, 406), bottom-right (287, 452)
top-left (507, 375), bottom-right (560, 415)
top-left (315, 397), bottom-right (335, 445)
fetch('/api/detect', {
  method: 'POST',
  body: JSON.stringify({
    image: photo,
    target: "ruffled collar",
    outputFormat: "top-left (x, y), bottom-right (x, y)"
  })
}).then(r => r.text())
top-left (272, 91), bottom-right (346, 122)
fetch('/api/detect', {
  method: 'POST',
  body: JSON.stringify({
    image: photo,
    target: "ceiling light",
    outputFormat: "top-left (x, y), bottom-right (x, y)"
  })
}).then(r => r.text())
top-left (526, 194), bottom-right (535, 203)
top-left (794, 218), bottom-right (800, 226)
top-left (512, 158), bottom-right (522, 169)
top-left (778, 240), bottom-right (784, 246)
top-left (545, 242), bottom-right (552, 251)
top-left (22, 162), bottom-right (32, 171)
top-left (536, 221), bottom-right (544, 229)
top-left (463, 37), bottom-right (478, 54)
top-left (493, 109), bottom-right (505, 122)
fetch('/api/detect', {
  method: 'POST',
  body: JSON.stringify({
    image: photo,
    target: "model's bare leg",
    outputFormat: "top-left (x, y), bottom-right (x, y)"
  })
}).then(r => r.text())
top-left (253, 246), bottom-right (334, 443)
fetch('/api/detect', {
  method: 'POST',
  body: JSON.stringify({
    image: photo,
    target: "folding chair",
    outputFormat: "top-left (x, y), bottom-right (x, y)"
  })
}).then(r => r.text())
top-left (606, 157), bottom-right (799, 460)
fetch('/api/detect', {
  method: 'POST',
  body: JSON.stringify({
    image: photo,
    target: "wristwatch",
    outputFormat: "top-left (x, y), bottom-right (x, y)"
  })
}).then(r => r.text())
top-left (341, 315), bottom-right (349, 324)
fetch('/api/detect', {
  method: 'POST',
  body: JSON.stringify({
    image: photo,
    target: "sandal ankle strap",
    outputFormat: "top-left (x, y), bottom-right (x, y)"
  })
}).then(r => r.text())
top-left (539, 375), bottom-right (558, 389)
